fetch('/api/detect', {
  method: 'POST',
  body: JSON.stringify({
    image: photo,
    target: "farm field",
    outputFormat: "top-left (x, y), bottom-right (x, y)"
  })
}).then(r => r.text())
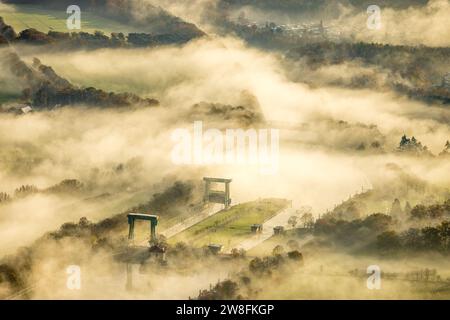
top-left (0, 92), bottom-right (21, 105)
top-left (0, 4), bottom-right (140, 34)
top-left (0, 75), bottom-right (22, 106)
top-left (169, 198), bottom-right (290, 251)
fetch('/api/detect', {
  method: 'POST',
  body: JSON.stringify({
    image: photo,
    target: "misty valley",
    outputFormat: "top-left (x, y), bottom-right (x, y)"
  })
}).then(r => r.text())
top-left (0, 0), bottom-right (449, 301)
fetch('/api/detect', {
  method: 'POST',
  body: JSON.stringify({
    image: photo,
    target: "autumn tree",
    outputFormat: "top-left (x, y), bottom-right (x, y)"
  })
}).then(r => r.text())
top-left (300, 212), bottom-right (314, 228)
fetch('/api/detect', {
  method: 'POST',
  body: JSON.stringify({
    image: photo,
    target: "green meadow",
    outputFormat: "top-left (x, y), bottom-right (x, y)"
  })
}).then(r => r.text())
top-left (0, 4), bottom-right (141, 34)
top-left (0, 92), bottom-right (21, 105)
top-left (169, 199), bottom-right (290, 251)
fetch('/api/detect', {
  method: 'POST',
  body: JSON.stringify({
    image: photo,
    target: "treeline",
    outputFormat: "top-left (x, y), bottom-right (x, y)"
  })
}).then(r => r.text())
top-left (1, 19), bottom-right (161, 109)
top-left (197, 250), bottom-right (303, 299)
top-left (16, 28), bottom-right (201, 48)
top-left (2, 0), bottom-right (205, 41)
top-left (287, 41), bottom-right (450, 104)
top-left (396, 135), bottom-right (450, 157)
top-left (0, 48), bottom-right (159, 109)
top-left (376, 221), bottom-right (450, 254)
top-left (289, 41), bottom-right (450, 72)
top-left (410, 201), bottom-right (450, 221)
top-left (0, 179), bottom-right (85, 206)
top-left (220, 20), bottom-right (450, 106)
top-left (0, 17), bottom-right (203, 50)
top-left (314, 199), bottom-right (450, 255)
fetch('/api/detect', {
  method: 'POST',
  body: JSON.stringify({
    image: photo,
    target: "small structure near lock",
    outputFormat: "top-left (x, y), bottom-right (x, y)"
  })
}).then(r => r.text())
top-left (203, 177), bottom-right (232, 209)
top-left (207, 244), bottom-right (223, 255)
top-left (251, 224), bottom-right (263, 234)
top-left (149, 244), bottom-right (166, 262)
top-left (442, 73), bottom-right (450, 89)
top-left (5, 104), bottom-right (33, 115)
top-left (21, 106), bottom-right (33, 114)
top-left (273, 226), bottom-right (285, 235)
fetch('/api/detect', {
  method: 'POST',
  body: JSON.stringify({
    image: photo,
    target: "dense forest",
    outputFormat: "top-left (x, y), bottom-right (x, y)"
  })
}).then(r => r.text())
top-left (314, 199), bottom-right (450, 255)
top-left (287, 42), bottom-right (450, 104)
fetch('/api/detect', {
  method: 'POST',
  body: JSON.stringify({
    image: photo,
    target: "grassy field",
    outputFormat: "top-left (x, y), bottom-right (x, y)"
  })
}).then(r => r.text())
top-left (169, 198), bottom-right (290, 251)
top-left (0, 4), bottom-right (141, 34)
top-left (0, 92), bottom-right (21, 105)
top-left (0, 76), bottom-right (23, 106)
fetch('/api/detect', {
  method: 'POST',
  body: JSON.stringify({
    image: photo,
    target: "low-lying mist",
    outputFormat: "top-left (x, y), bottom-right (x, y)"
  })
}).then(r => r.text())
top-left (0, 21), bottom-right (449, 299)
top-left (1, 36), bottom-right (449, 254)
top-left (24, 37), bottom-right (450, 147)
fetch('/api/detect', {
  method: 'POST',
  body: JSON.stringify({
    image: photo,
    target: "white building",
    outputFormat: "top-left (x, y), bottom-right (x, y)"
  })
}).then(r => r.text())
top-left (21, 106), bottom-right (33, 114)
top-left (443, 73), bottom-right (450, 88)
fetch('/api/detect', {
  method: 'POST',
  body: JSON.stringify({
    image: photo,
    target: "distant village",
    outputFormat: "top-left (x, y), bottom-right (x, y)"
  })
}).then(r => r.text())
top-left (234, 12), bottom-right (346, 42)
